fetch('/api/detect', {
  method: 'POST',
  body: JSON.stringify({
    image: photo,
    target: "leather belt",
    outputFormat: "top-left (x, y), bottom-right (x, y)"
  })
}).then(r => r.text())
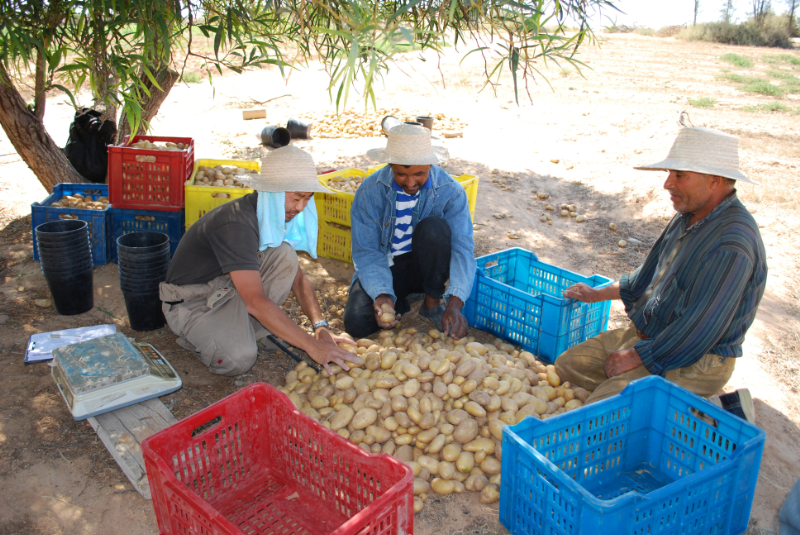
top-left (636, 329), bottom-right (649, 340)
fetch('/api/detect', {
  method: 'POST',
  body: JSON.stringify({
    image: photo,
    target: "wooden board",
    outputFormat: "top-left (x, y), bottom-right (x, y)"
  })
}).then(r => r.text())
top-left (88, 398), bottom-right (177, 499)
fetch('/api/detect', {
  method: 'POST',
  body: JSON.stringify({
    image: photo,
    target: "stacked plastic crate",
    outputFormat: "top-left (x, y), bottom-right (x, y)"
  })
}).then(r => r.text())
top-left (106, 136), bottom-right (192, 262)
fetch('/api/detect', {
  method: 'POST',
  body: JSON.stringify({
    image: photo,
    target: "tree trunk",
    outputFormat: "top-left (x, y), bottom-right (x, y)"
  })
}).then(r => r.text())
top-left (0, 64), bottom-right (84, 193)
top-left (116, 67), bottom-right (180, 143)
top-left (33, 49), bottom-right (46, 120)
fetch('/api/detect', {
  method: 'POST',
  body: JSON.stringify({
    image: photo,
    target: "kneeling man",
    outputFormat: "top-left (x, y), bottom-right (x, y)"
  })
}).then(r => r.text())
top-left (555, 127), bottom-right (767, 414)
top-left (343, 124), bottom-right (476, 339)
top-left (160, 146), bottom-right (360, 376)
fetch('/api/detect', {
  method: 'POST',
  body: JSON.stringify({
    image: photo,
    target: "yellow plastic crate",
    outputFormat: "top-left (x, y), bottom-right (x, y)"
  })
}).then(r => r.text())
top-left (185, 159), bottom-right (258, 229)
top-left (315, 169), bottom-right (369, 227)
top-left (316, 217), bottom-right (353, 264)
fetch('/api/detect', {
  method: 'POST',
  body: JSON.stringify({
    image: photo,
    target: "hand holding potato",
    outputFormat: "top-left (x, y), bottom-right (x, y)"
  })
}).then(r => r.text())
top-left (373, 294), bottom-right (399, 329)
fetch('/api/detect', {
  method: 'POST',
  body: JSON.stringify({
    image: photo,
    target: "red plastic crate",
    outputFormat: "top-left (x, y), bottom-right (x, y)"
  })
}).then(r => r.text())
top-left (142, 383), bottom-right (414, 535)
top-left (108, 135), bottom-right (194, 211)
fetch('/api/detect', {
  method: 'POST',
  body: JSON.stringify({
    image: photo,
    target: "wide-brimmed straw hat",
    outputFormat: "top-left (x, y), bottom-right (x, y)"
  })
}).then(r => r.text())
top-left (366, 123), bottom-right (449, 165)
top-left (635, 127), bottom-right (759, 185)
top-left (236, 145), bottom-right (328, 193)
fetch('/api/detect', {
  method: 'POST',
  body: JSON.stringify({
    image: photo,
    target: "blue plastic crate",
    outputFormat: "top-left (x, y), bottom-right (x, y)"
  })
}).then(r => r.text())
top-left (463, 248), bottom-right (612, 363)
top-left (31, 183), bottom-right (110, 266)
top-left (109, 208), bottom-right (184, 263)
top-left (500, 376), bottom-right (765, 535)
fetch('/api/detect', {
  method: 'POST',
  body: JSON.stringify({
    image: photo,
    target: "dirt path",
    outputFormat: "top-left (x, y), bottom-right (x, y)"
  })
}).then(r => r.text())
top-left (1, 33), bottom-right (799, 534)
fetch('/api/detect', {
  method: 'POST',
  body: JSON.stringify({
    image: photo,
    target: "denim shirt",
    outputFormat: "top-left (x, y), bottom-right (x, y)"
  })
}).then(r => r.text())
top-left (350, 165), bottom-right (476, 304)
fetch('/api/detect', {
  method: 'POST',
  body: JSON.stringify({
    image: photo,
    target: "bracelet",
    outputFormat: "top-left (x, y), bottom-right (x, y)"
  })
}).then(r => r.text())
top-left (312, 319), bottom-right (329, 331)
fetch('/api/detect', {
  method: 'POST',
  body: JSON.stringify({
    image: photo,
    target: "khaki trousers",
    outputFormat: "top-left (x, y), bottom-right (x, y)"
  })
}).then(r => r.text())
top-left (554, 322), bottom-right (735, 404)
top-left (159, 243), bottom-right (298, 376)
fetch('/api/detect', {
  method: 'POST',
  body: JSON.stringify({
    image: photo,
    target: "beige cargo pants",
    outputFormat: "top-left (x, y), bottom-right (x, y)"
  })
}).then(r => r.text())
top-left (554, 321), bottom-right (735, 404)
top-left (159, 243), bottom-right (298, 376)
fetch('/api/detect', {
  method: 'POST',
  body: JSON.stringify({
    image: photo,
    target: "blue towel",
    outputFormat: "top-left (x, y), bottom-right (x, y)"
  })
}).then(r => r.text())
top-left (256, 192), bottom-right (319, 258)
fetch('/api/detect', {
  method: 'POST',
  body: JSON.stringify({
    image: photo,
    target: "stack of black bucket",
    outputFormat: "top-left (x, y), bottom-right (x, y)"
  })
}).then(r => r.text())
top-left (116, 232), bottom-right (170, 331)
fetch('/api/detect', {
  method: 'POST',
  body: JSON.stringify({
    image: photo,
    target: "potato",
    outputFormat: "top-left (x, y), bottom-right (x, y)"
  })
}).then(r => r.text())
top-left (352, 408), bottom-right (378, 430)
top-left (427, 433), bottom-right (446, 454)
top-left (565, 399), bottom-right (584, 411)
top-left (546, 365), bottom-right (561, 387)
top-left (380, 312), bottom-right (396, 323)
top-left (489, 419), bottom-right (506, 440)
top-left (480, 457), bottom-right (501, 475)
top-left (480, 483), bottom-right (500, 504)
top-left (438, 461), bottom-right (456, 480)
top-left (456, 451), bottom-right (475, 473)
top-left (573, 387), bottom-right (589, 402)
top-left (403, 379), bottom-right (421, 398)
top-left (430, 478), bottom-right (455, 495)
top-left (465, 473), bottom-right (489, 492)
top-left (413, 477), bottom-right (430, 495)
top-left (442, 443), bottom-right (462, 462)
top-left (464, 401), bottom-right (487, 417)
top-left (414, 497), bottom-right (424, 513)
top-left (453, 419), bottom-right (478, 444)
top-left (417, 455), bottom-right (439, 475)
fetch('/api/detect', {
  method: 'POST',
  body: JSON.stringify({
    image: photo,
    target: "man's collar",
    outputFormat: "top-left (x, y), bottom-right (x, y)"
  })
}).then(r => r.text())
top-left (681, 190), bottom-right (739, 233)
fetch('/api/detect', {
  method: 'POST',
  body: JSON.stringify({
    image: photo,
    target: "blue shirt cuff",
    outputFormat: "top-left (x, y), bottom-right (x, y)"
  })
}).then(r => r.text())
top-left (635, 339), bottom-right (664, 376)
top-left (444, 286), bottom-right (470, 306)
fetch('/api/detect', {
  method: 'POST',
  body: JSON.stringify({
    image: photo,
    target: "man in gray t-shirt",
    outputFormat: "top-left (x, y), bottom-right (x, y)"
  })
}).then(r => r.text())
top-left (159, 146), bottom-right (361, 376)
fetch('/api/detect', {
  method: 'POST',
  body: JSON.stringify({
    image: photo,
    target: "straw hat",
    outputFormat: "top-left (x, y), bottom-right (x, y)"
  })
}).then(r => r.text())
top-left (236, 145), bottom-right (328, 193)
top-left (367, 124), bottom-right (449, 165)
top-left (636, 127), bottom-right (759, 185)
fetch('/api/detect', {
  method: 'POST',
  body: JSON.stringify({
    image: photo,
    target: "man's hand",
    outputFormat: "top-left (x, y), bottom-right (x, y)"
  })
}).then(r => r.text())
top-left (305, 338), bottom-right (362, 376)
top-left (373, 294), bottom-right (400, 329)
top-left (604, 348), bottom-right (643, 377)
top-left (563, 281), bottom-right (621, 303)
top-left (563, 282), bottom-right (604, 303)
top-left (441, 296), bottom-right (468, 340)
top-left (315, 326), bottom-right (355, 347)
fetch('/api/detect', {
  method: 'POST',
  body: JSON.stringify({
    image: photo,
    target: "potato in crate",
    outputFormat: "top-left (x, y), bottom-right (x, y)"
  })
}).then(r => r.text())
top-left (142, 383), bottom-right (414, 535)
top-left (463, 248), bottom-right (612, 363)
top-left (31, 183), bottom-right (111, 266)
top-left (500, 376), bottom-right (765, 535)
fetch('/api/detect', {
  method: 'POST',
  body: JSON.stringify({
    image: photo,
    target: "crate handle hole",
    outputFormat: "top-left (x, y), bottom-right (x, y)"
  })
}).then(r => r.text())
top-left (485, 260), bottom-right (499, 268)
top-left (191, 416), bottom-right (222, 437)
top-left (689, 406), bottom-right (718, 428)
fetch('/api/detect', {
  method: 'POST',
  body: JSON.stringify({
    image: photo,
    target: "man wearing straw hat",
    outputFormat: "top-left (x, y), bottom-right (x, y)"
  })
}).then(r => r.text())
top-left (555, 127), bottom-right (767, 421)
top-left (343, 124), bottom-right (476, 339)
top-left (160, 146), bottom-right (362, 376)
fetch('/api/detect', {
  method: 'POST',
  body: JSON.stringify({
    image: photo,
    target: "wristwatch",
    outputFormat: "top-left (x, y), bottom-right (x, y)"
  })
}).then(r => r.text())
top-left (312, 319), bottom-right (330, 331)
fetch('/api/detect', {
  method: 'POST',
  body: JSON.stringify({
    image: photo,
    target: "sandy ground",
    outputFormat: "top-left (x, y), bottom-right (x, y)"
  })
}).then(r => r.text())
top-left (1, 33), bottom-right (799, 534)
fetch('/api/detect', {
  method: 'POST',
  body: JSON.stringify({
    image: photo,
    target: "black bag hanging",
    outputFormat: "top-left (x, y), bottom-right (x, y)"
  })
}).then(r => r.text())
top-left (64, 108), bottom-right (117, 184)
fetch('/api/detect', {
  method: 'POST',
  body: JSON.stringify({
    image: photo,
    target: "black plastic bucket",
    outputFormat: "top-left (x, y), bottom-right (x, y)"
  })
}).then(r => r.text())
top-left (45, 268), bottom-right (94, 316)
top-left (259, 126), bottom-right (291, 148)
top-left (37, 241), bottom-right (92, 259)
top-left (123, 293), bottom-right (165, 331)
top-left (117, 248), bottom-right (170, 264)
top-left (404, 121), bottom-right (422, 126)
top-left (40, 257), bottom-right (93, 273)
top-left (117, 232), bottom-right (170, 254)
top-left (35, 220), bottom-right (89, 241)
top-left (287, 119), bottom-right (313, 139)
top-left (416, 116), bottom-right (434, 129)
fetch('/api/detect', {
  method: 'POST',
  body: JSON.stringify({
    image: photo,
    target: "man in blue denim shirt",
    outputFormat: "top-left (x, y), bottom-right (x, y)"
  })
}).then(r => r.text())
top-left (343, 124), bottom-right (476, 339)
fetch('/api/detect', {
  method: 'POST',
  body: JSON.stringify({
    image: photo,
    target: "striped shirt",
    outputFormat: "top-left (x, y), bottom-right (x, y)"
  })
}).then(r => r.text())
top-left (619, 192), bottom-right (767, 375)
top-left (391, 178), bottom-right (431, 256)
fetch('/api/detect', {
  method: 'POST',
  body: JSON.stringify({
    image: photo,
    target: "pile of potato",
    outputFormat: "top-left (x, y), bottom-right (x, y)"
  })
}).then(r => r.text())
top-left (278, 328), bottom-right (588, 513)
top-left (129, 140), bottom-right (187, 151)
top-left (325, 174), bottom-right (365, 194)
top-left (50, 193), bottom-right (109, 211)
top-left (189, 164), bottom-right (260, 198)
top-left (295, 108), bottom-right (467, 139)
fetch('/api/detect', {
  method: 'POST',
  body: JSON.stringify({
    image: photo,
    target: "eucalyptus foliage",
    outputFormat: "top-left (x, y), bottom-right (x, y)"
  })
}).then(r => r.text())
top-left (1, 0), bottom-right (617, 135)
